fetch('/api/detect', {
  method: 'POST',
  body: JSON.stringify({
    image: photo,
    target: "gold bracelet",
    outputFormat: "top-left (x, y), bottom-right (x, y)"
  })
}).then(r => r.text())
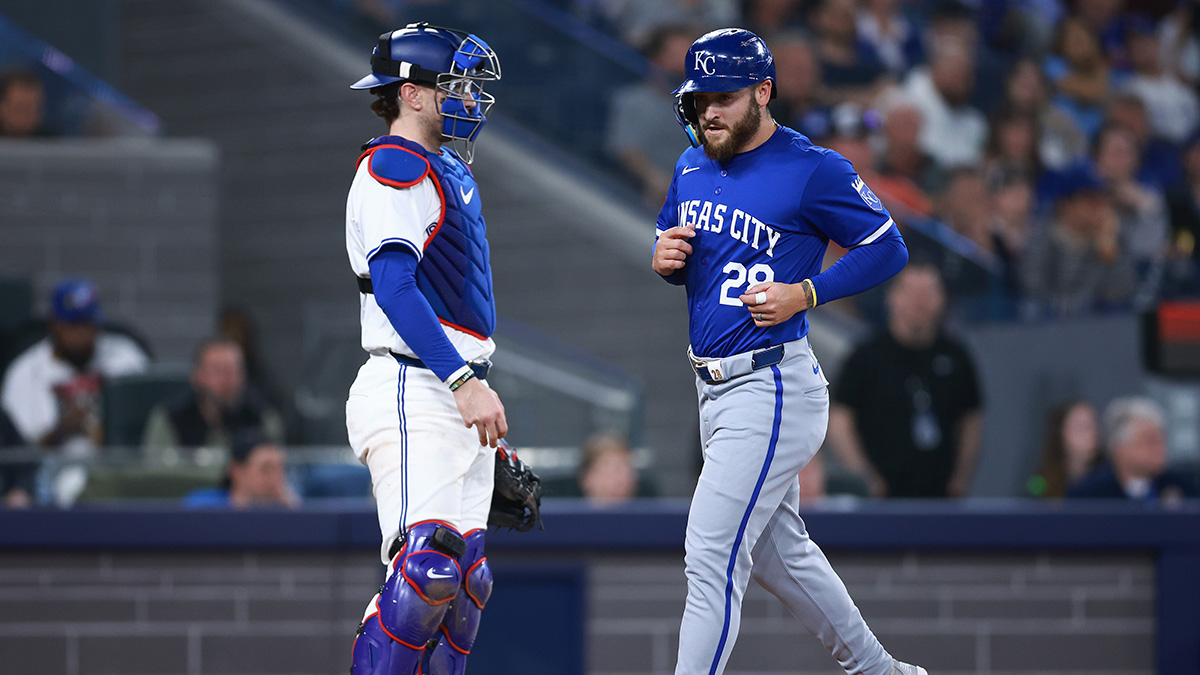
top-left (803, 279), bottom-right (818, 308)
top-left (448, 369), bottom-right (477, 392)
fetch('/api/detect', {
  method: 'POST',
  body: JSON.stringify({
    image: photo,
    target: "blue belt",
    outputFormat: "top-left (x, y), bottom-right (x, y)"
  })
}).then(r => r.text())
top-left (691, 343), bottom-right (785, 384)
top-left (391, 353), bottom-right (491, 380)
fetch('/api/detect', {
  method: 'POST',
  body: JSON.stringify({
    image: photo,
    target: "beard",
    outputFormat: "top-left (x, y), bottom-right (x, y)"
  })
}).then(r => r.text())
top-left (59, 344), bottom-right (94, 371)
top-left (701, 101), bottom-right (761, 162)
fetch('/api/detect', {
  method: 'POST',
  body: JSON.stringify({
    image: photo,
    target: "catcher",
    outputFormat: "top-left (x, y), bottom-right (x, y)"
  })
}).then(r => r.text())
top-left (343, 23), bottom-right (539, 675)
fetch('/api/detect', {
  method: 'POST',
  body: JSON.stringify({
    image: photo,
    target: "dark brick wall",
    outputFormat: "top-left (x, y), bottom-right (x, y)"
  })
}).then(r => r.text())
top-left (0, 548), bottom-right (1153, 675)
top-left (585, 551), bottom-right (1155, 675)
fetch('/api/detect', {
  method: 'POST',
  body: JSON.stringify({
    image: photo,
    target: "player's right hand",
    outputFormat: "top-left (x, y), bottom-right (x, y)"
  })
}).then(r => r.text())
top-left (453, 377), bottom-right (508, 448)
top-left (652, 226), bottom-right (696, 276)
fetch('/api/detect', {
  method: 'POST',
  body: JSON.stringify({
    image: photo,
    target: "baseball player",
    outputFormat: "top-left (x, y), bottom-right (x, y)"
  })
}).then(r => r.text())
top-left (344, 23), bottom-right (505, 675)
top-left (652, 29), bottom-right (927, 675)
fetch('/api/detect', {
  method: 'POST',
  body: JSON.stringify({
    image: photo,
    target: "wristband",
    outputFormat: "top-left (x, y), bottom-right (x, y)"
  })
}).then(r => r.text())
top-left (447, 368), bottom-right (476, 392)
top-left (803, 279), bottom-right (818, 308)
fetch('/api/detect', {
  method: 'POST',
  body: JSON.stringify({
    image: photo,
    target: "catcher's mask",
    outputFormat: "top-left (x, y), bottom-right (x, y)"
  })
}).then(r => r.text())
top-left (352, 22), bottom-right (501, 163)
top-left (672, 28), bottom-right (776, 148)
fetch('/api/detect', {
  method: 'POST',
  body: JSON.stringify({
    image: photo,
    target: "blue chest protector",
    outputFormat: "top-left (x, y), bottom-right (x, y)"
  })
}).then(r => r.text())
top-left (361, 136), bottom-right (496, 340)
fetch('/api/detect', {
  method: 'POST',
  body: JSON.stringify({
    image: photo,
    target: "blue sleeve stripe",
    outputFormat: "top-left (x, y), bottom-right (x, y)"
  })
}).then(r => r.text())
top-left (367, 238), bottom-right (422, 262)
top-left (852, 218), bottom-right (895, 248)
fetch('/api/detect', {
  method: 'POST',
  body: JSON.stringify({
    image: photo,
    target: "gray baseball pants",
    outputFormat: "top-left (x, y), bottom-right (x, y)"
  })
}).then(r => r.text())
top-left (676, 337), bottom-right (892, 675)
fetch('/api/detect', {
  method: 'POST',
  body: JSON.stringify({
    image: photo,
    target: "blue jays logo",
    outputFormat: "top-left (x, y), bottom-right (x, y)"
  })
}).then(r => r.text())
top-left (853, 175), bottom-right (883, 212)
top-left (695, 52), bottom-right (716, 75)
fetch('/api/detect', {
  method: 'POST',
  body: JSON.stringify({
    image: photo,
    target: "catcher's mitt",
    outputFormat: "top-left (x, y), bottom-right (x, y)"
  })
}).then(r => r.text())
top-left (489, 440), bottom-right (543, 532)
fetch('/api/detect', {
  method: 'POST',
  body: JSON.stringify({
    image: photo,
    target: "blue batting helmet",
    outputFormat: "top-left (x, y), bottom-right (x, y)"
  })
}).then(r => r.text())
top-left (672, 28), bottom-right (776, 147)
top-left (351, 22), bottom-right (501, 162)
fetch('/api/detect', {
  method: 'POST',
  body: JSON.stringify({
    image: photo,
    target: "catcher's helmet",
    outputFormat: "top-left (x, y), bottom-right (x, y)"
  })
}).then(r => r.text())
top-left (672, 28), bottom-right (775, 147)
top-left (352, 22), bottom-right (501, 162)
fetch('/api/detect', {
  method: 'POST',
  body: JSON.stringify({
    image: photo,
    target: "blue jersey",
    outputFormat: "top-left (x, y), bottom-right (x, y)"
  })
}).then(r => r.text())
top-left (656, 126), bottom-right (894, 359)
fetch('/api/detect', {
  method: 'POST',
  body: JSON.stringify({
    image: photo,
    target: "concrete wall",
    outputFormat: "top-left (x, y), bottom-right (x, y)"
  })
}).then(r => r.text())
top-left (960, 315), bottom-right (1149, 498)
top-left (0, 139), bottom-right (220, 365)
top-left (0, 548), bottom-right (1154, 675)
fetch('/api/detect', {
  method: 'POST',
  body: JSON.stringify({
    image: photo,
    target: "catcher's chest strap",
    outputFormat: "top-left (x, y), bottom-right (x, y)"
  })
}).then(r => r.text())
top-left (357, 276), bottom-right (374, 294)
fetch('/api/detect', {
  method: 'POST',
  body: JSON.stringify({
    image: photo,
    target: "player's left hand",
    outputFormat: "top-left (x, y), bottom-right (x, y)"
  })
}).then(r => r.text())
top-left (740, 282), bottom-right (809, 327)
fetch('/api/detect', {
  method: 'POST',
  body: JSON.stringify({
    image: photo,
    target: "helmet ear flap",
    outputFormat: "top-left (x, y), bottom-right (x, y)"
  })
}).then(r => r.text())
top-left (674, 93), bottom-right (702, 148)
top-left (679, 92), bottom-right (698, 125)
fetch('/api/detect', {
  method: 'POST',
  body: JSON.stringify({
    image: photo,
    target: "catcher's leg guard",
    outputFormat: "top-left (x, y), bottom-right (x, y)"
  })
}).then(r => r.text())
top-left (427, 530), bottom-right (493, 675)
top-left (352, 522), bottom-right (466, 674)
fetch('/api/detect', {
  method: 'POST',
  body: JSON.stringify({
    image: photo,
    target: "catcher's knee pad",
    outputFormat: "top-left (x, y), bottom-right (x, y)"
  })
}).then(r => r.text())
top-left (462, 533), bottom-right (493, 611)
top-left (369, 523), bottom-right (466, 665)
top-left (428, 530), bottom-right (492, 675)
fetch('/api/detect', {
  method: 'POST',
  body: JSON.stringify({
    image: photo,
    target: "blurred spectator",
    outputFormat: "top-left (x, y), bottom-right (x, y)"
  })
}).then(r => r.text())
top-left (744, 0), bottom-right (806, 35)
top-left (218, 307), bottom-right (283, 411)
top-left (1158, 1), bottom-right (1200, 86)
top-left (1, 278), bottom-right (148, 450)
top-left (1119, 14), bottom-right (1200, 145)
top-left (924, 0), bottom-right (1007, 115)
top-left (0, 68), bottom-right (51, 138)
top-left (1007, 0), bottom-right (1068, 56)
top-left (876, 100), bottom-right (938, 206)
top-left (1030, 400), bottom-right (1101, 499)
top-left (1067, 396), bottom-right (1200, 503)
top-left (1105, 93), bottom-right (1181, 191)
top-left (1020, 164), bottom-right (1135, 314)
top-left (824, 103), bottom-right (875, 169)
top-left (606, 24), bottom-right (696, 206)
top-left (827, 103), bottom-right (930, 217)
top-left (855, 0), bottom-right (923, 76)
top-left (594, 0), bottom-right (738, 50)
top-left (769, 33), bottom-right (833, 141)
top-left (934, 167), bottom-right (992, 252)
top-left (989, 169), bottom-right (1035, 295)
top-left (1167, 131), bottom-right (1200, 271)
top-left (0, 278), bottom-right (149, 506)
top-left (183, 428), bottom-right (298, 509)
top-left (810, 0), bottom-right (890, 106)
top-left (1072, 0), bottom-right (1129, 68)
top-left (983, 111), bottom-right (1041, 185)
top-left (899, 35), bottom-right (988, 169)
top-left (1045, 18), bottom-right (1112, 141)
top-left (1091, 124), bottom-right (1168, 296)
top-left (577, 432), bottom-right (637, 505)
top-left (0, 407), bottom-right (34, 508)
top-left (798, 450), bottom-right (826, 504)
top-left (142, 337), bottom-right (284, 452)
top-left (1004, 58), bottom-right (1088, 172)
top-left (828, 264), bottom-right (984, 498)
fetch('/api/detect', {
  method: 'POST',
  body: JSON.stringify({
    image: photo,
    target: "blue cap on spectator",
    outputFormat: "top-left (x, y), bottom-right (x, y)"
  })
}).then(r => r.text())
top-left (51, 277), bottom-right (102, 324)
top-left (1053, 163), bottom-right (1106, 201)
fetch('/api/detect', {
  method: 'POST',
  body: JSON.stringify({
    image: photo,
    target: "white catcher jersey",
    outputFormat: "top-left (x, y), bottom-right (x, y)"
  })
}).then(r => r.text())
top-left (345, 158), bottom-right (495, 364)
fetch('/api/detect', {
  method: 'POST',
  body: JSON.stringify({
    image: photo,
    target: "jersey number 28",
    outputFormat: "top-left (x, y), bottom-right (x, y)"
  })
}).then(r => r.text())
top-left (719, 262), bottom-right (774, 307)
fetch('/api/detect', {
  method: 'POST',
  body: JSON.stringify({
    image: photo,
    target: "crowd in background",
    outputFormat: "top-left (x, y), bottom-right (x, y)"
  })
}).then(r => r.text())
top-left (0, 278), bottom-right (295, 509)
top-left (600, 0), bottom-right (1200, 319)
top-left (2, 0), bottom-right (1199, 509)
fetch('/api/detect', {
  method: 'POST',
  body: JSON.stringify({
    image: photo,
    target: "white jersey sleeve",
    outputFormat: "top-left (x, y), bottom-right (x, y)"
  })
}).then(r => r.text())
top-left (1, 341), bottom-right (58, 442)
top-left (346, 161), bottom-right (442, 275)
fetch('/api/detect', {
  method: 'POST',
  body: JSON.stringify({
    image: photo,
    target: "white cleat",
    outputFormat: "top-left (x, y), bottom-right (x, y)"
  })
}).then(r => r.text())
top-left (892, 661), bottom-right (928, 675)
